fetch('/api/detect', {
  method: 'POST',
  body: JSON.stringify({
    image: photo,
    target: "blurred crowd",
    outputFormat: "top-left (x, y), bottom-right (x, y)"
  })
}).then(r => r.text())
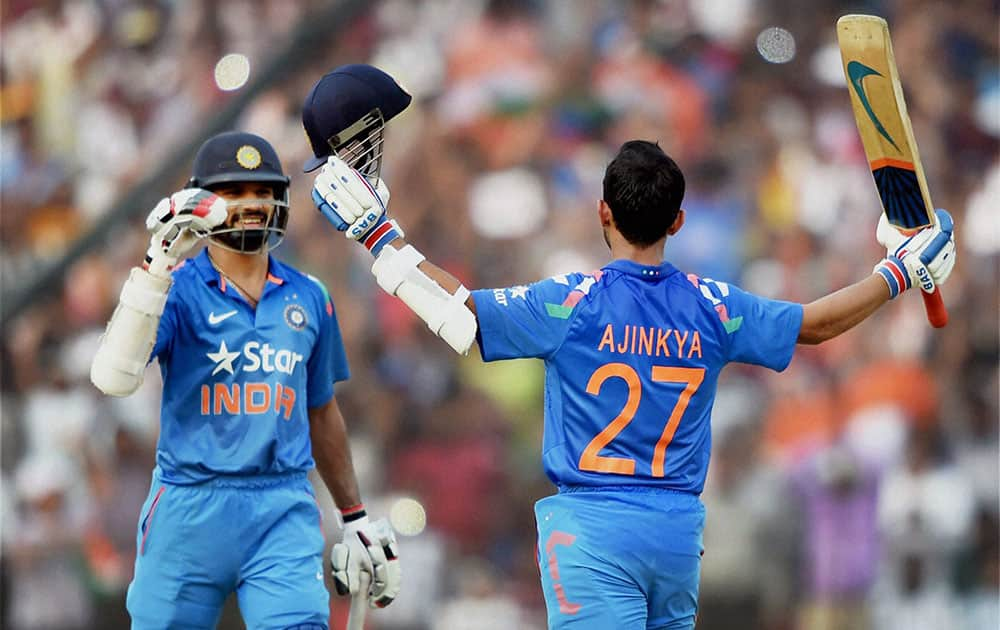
top-left (1, 0), bottom-right (997, 629)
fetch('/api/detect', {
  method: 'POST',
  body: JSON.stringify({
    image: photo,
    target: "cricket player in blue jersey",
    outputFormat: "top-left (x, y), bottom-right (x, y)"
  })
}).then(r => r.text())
top-left (301, 67), bottom-right (956, 629)
top-left (90, 131), bottom-right (401, 629)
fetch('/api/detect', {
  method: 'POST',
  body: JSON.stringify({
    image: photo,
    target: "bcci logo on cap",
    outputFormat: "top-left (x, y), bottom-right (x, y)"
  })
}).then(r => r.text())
top-left (284, 304), bottom-right (307, 331)
top-left (236, 145), bottom-right (262, 170)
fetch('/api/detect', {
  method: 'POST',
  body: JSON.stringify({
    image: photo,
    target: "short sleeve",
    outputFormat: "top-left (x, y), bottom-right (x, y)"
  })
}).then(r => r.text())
top-left (471, 273), bottom-right (594, 361)
top-left (695, 277), bottom-right (802, 371)
top-left (306, 277), bottom-right (350, 408)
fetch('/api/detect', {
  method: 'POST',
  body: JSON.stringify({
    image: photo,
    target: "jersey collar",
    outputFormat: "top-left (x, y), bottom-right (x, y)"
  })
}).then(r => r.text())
top-left (603, 259), bottom-right (679, 280)
top-left (192, 249), bottom-right (288, 288)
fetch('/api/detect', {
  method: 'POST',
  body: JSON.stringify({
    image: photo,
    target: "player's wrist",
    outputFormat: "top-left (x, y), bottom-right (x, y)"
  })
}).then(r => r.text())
top-left (119, 265), bottom-right (172, 318)
top-left (873, 255), bottom-right (911, 299)
top-left (361, 216), bottom-right (404, 256)
top-left (340, 503), bottom-right (368, 533)
top-left (143, 248), bottom-right (179, 280)
top-left (132, 265), bottom-right (173, 291)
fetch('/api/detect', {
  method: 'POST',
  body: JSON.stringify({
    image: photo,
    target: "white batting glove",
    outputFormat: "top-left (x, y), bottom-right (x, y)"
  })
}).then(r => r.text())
top-left (311, 155), bottom-right (403, 256)
top-left (144, 188), bottom-right (228, 278)
top-left (873, 209), bottom-right (956, 298)
top-left (330, 515), bottom-right (401, 609)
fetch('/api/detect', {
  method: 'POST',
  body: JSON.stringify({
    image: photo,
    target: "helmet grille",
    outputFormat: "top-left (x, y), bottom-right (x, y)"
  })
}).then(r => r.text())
top-left (327, 109), bottom-right (386, 183)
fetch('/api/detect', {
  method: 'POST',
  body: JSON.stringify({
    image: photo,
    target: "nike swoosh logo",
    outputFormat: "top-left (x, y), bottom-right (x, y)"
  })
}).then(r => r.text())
top-left (846, 61), bottom-right (900, 152)
top-left (208, 310), bottom-right (237, 325)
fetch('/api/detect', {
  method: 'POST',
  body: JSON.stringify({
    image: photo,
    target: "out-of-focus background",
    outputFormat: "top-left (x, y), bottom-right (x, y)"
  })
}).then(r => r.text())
top-left (1, 0), bottom-right (996, 628)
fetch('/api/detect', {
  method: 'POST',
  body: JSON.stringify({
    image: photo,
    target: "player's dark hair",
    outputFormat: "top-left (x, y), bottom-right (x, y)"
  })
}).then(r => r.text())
top-left (602, 141), bottom-right (685, 247)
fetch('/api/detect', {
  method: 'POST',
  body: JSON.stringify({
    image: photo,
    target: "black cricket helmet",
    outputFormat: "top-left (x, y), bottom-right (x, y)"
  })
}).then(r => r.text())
top-left (301, 64), bottom-right (411, 181)
top-left (188, 131), bottom-right (291, 253)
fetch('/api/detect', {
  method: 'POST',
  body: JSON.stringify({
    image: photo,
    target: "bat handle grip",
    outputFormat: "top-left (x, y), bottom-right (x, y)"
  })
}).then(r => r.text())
top-left (921, 286), bottom-right (948, 328)
top-left (346, 572), bottom-right (371, 630)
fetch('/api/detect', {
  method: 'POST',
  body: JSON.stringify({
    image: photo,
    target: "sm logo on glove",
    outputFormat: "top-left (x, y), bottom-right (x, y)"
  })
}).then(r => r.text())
top-left (348, 210), bottom-right (382, 240)
top-left (916, 265), bottom-right (933, 292)
top-left (200, 382), bottom-right (296, 419)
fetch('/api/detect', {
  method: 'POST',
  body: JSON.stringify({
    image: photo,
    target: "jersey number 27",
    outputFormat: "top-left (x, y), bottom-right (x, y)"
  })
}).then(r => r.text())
top-left (580, 363), bottom-right (705, 477)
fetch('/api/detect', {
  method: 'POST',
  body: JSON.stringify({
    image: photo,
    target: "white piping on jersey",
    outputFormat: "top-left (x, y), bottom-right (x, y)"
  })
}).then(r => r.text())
top-left (697, 278), bottom-right (730, 306)
top-left (574, 276), bottom-right (596, 296)
top-left (704, 278), bottom-right (730, 296)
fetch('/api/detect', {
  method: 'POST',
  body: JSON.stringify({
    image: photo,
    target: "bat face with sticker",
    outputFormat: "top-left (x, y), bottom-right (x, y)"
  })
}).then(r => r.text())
top-left (837, 14), bottom-right (950, 327)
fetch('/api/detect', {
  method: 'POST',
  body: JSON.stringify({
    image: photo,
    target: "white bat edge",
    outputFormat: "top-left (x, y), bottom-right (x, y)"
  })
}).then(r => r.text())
top-left (346, 572), bottom-right (371, 630)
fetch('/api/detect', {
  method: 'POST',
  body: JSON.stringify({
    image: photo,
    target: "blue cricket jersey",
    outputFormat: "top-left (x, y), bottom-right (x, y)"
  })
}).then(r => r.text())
top-left (472, 259), bottom-right (802, 495)
top-left (150, 250), bottom-right (349, 484)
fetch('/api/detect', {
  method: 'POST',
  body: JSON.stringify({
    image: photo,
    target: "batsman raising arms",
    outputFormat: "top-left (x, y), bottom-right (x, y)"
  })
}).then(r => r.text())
top-left (304, 65), bottom-right (956, 630)
top-left (90, 131), bottom-right (400, 629)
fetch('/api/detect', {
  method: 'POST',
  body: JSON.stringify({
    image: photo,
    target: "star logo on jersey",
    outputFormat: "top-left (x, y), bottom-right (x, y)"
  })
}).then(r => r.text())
top-left (510, 285), bottom-right (529, 299)
top-left (207, 340), bottom-right (240, 375)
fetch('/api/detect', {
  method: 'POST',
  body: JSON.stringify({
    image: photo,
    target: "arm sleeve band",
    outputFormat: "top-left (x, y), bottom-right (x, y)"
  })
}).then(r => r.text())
top-left (371, 245), bottom-right (477, 354)
top-left (90, 267), bottom-right (171, 397)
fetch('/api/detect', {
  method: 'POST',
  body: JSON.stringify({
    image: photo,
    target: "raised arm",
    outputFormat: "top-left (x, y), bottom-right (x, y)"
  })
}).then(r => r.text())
top-left (90, 190), bottom-right (227, 395)
top-left (799, 275), bottom-right (889, 344)
top-left (312, 156), bottom-right (478, 353)
top-left (799, 209), bottom-right (955, 344)
top-left (384, 238), bottom-right (477, 315)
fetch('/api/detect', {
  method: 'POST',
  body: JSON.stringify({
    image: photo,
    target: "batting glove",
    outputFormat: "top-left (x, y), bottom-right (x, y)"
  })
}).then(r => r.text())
top-left (330, 513), bottom-right (401, 609)
top-left (311, 155), bottom-right (403, 256)
top-left (144, 188), bottom-right (228, 278)
top-left (873, 209), bottom-right (956, 299)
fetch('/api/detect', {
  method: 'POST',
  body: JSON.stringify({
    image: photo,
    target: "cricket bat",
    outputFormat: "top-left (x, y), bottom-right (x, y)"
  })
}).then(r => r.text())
top-left (837, 14), bottom-right (948, 327)
top-left (346, 572), bottom-right (370, 630)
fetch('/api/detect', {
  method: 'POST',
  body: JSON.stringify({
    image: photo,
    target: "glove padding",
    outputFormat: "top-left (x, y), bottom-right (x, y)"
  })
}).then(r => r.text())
top-left (874, 209), bottom-right (956, 297)
top-left (312, 156), bottom-right (402, 256)
top-left (145, 188), bottom-right (228, 277)
top-left (330, 516), bottom-right (401, 609)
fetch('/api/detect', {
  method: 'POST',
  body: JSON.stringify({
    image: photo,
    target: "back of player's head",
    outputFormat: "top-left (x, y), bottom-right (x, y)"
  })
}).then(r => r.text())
top-left (602, 141), bottom-right (685, 247)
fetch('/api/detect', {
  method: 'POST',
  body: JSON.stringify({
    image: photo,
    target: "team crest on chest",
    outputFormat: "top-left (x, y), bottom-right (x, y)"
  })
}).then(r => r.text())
top-left (284, 304), bottom-right (308, 330)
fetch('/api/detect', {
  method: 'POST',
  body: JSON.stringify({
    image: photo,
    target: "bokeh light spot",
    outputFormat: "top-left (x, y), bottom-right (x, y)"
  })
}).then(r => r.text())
top-left (214, 53), bottom-right (250, 91)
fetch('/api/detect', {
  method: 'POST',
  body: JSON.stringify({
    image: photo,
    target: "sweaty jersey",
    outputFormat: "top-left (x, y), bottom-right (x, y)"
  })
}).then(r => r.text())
top-left (150, 250), bottom-right (349, 484)
top-left (472, 259), bottom-right (802, 495)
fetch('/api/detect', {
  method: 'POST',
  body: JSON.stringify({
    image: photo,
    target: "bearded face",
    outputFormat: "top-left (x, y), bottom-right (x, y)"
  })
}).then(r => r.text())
top-left (207, 182), bottom-right (289, 253)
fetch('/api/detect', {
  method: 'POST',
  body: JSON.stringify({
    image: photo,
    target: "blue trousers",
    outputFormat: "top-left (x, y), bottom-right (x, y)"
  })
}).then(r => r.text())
top-left (127, 469), bottom-right (329, 629)
top-left (535, 487), bottom-right (705, 630)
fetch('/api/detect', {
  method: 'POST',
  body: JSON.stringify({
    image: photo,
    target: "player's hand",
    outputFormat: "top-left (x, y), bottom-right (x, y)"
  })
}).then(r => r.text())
top-left (873, 209), bottom-right (956, 298)
top-left (330, 516), bottom-right (401, 609)
top-left (311, 155), bottom-right (402, 256)
top-left (144, 188), bottom-right (228, 277)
